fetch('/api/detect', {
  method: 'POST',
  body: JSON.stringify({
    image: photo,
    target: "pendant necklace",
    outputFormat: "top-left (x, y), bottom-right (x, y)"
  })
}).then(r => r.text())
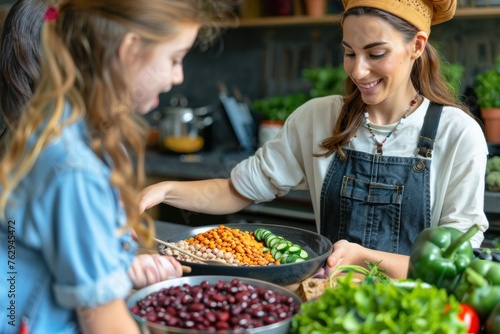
top-left (364, 91), bottom-right (420, 155)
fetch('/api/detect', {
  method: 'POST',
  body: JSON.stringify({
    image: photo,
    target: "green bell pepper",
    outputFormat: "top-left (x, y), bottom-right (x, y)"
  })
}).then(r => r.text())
top-left (486, 303), bottom-right (500, 334)
top-left (407, 224), bottom-right (479, 293)
top-left (459, 258), bottom-right (500, 320)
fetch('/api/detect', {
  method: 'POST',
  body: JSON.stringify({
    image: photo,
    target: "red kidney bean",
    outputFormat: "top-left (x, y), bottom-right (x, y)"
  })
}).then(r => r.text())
top-left (215, 321), bottom-right (229, 330)
top-left (188, 303), bottom-right (204, 312)
top-left (204, 311), bottom-right (217, 323)
top-left (130, 279), bottom-right (300, 331)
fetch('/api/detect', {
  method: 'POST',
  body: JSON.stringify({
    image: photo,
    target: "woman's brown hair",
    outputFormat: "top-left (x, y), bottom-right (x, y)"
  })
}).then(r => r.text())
top-left (0, 0), bottom-right (232, 244)
top-left (0, 0), bottom-right (56, 156)
top-left (317, 7), bottom-right (473, 158)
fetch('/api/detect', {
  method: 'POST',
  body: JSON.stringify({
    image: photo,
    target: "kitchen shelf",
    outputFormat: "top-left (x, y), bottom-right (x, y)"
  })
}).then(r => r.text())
top-left (236, 7), bottom-right (500, 27)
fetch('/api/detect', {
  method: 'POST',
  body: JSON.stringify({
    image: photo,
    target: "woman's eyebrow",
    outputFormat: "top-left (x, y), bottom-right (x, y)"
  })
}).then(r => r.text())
top-left (341, 41), bottom-right (388, 49)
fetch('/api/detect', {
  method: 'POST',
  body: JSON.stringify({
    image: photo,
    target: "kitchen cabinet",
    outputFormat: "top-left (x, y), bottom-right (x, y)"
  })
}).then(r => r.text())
top-left (235, 7), bottom-right (500, 28)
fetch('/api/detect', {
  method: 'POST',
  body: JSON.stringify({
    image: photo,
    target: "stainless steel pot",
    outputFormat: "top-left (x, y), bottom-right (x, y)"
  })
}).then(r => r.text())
top-left (159, 106), bottom-right (213, 154)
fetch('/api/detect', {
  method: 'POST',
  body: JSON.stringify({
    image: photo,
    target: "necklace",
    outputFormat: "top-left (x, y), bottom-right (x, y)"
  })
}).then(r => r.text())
top-left (364, 91), bottom-right (420, 155)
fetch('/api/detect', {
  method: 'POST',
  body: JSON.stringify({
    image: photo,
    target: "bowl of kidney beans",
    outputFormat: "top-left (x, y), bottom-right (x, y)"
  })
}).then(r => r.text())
top-left (127, 275), bottom-right (302, 334)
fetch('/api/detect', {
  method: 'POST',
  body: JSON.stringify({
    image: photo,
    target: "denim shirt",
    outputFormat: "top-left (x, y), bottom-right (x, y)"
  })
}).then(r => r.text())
top-left (0, 108), bottom-right (137, 334)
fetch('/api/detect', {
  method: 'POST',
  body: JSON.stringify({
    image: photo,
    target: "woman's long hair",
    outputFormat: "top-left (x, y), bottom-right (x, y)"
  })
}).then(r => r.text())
top-left (317, 7), bottom-right (473, 158)
top-left (0, 0), bottom-right (55, 156)
top-left (0, 0), bottom-right (232, 244)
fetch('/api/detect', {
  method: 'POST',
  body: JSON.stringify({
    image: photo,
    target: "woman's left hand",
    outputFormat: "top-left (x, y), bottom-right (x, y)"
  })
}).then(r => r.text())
top-left (128, 254), bottom-right (183, 289)
top-left (319, 240), bottom-right (362, 277)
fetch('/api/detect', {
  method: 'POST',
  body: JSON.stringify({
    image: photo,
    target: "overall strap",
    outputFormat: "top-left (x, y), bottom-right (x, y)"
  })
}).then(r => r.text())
top-left (417, 102), bottom-right (443, 158)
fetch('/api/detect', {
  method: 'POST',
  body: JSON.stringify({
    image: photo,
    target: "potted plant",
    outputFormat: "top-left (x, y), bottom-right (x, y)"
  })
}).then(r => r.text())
top-left (474, 56), bottom-right (500, 143)
top-left (252, 92), bottom-right (309, 146)
top-left (301, 65), bottom-right (348, 97)
top-left (252, 64), bottom-right (347, 146)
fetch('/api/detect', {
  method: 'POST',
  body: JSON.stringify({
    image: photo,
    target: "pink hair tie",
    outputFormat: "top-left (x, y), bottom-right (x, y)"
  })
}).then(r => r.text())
top-left (44, 7), bottom-right (59, 22)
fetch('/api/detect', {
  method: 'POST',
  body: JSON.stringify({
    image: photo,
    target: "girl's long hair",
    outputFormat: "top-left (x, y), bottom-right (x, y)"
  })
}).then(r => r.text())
top-left (0, 0), bottom-right (232, 244)
top-left (317, 7), bottom-right (473, 158)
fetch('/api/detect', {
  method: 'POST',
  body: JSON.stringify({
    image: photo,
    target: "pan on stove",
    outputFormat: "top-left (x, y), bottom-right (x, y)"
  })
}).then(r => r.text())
top-left (157, 223), bottom-right (332, 286)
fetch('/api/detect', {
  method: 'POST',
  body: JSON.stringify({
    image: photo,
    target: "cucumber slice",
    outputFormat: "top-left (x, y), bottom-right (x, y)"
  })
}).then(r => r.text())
top-left (288, 245), bottom-right (301, 254)
top-left (274, 251), bottom-right (283, 260)
top-left (262, 247), bottom-right (271, 253)
top-left (257, 229), bottom-right (267, 240)
top-left (294, 258), bottom-right (306, 263)
top-left (254, 228), bottom-right (264, 241)
top-left (261, 230), bottom-right (272, 240)
top-left (286, 254), bottom-right (299, 263)
top-left (268, 237), bottom-right (281, 248)
top-left (275, 241), bottom-right (289, 252)
top-left (279, 253), bottom-right (289, 264)
top-left (264, 233), bottom-right (276, 244)
top-left (298, 249), bottom-right (309, 259)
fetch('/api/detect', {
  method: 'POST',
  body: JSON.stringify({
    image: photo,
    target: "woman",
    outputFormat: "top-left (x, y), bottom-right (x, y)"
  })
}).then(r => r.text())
top-left (140, 0), bottom-right (488, 279)
top-left (0, 0), bottom-right (228, 333)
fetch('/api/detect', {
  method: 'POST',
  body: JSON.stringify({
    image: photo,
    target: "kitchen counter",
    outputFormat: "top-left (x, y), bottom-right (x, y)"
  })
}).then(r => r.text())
top-left (146, 149), bottom-right (500, 247)
top-left (145, 148), bottom-right (500, 215)
top-left (154, 219), bottom-right (189, 236)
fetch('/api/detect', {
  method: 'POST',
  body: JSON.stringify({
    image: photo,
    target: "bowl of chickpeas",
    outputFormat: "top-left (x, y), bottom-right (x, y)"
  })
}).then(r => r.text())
top-left (127, 275), bottom-right (302, 334)
top-left (157, 223), bottom-right (332, 286)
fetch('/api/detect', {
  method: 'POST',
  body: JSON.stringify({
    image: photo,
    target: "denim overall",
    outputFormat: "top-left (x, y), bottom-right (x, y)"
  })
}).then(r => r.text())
top-left (320, 103), bottom-right (443, 255)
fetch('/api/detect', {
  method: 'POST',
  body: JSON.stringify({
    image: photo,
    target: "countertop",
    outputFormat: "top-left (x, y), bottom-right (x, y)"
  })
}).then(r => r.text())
top-left (145, 149), bottom-right (500, 246)
top-left (145, 148), bottom-right (500, 214)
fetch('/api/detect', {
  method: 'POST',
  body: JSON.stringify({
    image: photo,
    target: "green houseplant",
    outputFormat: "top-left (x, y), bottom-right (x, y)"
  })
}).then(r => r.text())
top-left (474, 56), bottom-right (500, 143)
top-left (440, 60), bottom-right (464, 99)
top-left (301, 65), bottom-right (348, 98)
top-left (252, 64), bottom-right (346, 122)
top-left (251, 92), bottom-right (310, 123)
top-left (252, 64), bottom-right (346, 145)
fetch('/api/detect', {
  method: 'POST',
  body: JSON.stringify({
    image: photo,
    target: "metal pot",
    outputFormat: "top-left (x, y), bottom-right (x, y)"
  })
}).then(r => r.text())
top-left (127, 275), bottom-right (302, 334)
top-left (159, 106), bottom-right (213, 154)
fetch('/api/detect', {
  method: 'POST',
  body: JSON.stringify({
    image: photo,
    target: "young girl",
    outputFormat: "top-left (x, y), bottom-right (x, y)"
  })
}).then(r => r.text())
top-left (0, 0), bottom-right (228, 333)
top-left (140, 0), bottom-right (489, 280)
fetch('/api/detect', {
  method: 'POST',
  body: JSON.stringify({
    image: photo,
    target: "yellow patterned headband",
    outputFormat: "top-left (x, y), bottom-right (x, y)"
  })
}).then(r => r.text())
top-left (342, 0), bottom-right (456, 34)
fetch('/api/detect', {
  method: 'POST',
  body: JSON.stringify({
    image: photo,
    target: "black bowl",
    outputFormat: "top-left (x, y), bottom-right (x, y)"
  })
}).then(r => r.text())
top-left (158, 223), bottom-right (332, 286)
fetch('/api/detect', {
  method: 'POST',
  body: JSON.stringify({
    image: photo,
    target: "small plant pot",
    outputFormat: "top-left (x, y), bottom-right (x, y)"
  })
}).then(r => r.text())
top-left (304, 0), bottom-right (327, 17)
top-left (481, 107), bottom-right (500, 143)
top-left (258, 120), bottom-right (284, 146)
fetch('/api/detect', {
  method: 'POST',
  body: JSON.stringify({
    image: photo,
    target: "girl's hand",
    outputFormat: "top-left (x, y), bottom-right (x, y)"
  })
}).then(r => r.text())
top-left (128, 254), bottom-right (182, 289)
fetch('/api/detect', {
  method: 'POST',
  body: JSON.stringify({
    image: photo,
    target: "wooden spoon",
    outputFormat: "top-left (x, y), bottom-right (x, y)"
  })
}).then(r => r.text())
top-left (154, 238), bottom-right (232, 266)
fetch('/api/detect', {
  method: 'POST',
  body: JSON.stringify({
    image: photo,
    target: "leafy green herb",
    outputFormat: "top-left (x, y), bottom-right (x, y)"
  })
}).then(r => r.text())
top-left (291, 269), bottom-right (467, 333)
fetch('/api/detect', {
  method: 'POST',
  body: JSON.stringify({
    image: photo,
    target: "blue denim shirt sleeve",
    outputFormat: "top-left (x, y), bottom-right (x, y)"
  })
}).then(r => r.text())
top-left (37, 168), bottom-right (137, 309)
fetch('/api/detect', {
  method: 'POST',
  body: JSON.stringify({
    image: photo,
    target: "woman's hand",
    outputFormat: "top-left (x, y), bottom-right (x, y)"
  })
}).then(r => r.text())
top-left (139, 182), bottom-right (168, 213)
top-left (316, 239), bottom-right (409, 280)
top-left (128, 254), bottom-right (182, 289)
top-left (322, 240), bottom-right (361, 276)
